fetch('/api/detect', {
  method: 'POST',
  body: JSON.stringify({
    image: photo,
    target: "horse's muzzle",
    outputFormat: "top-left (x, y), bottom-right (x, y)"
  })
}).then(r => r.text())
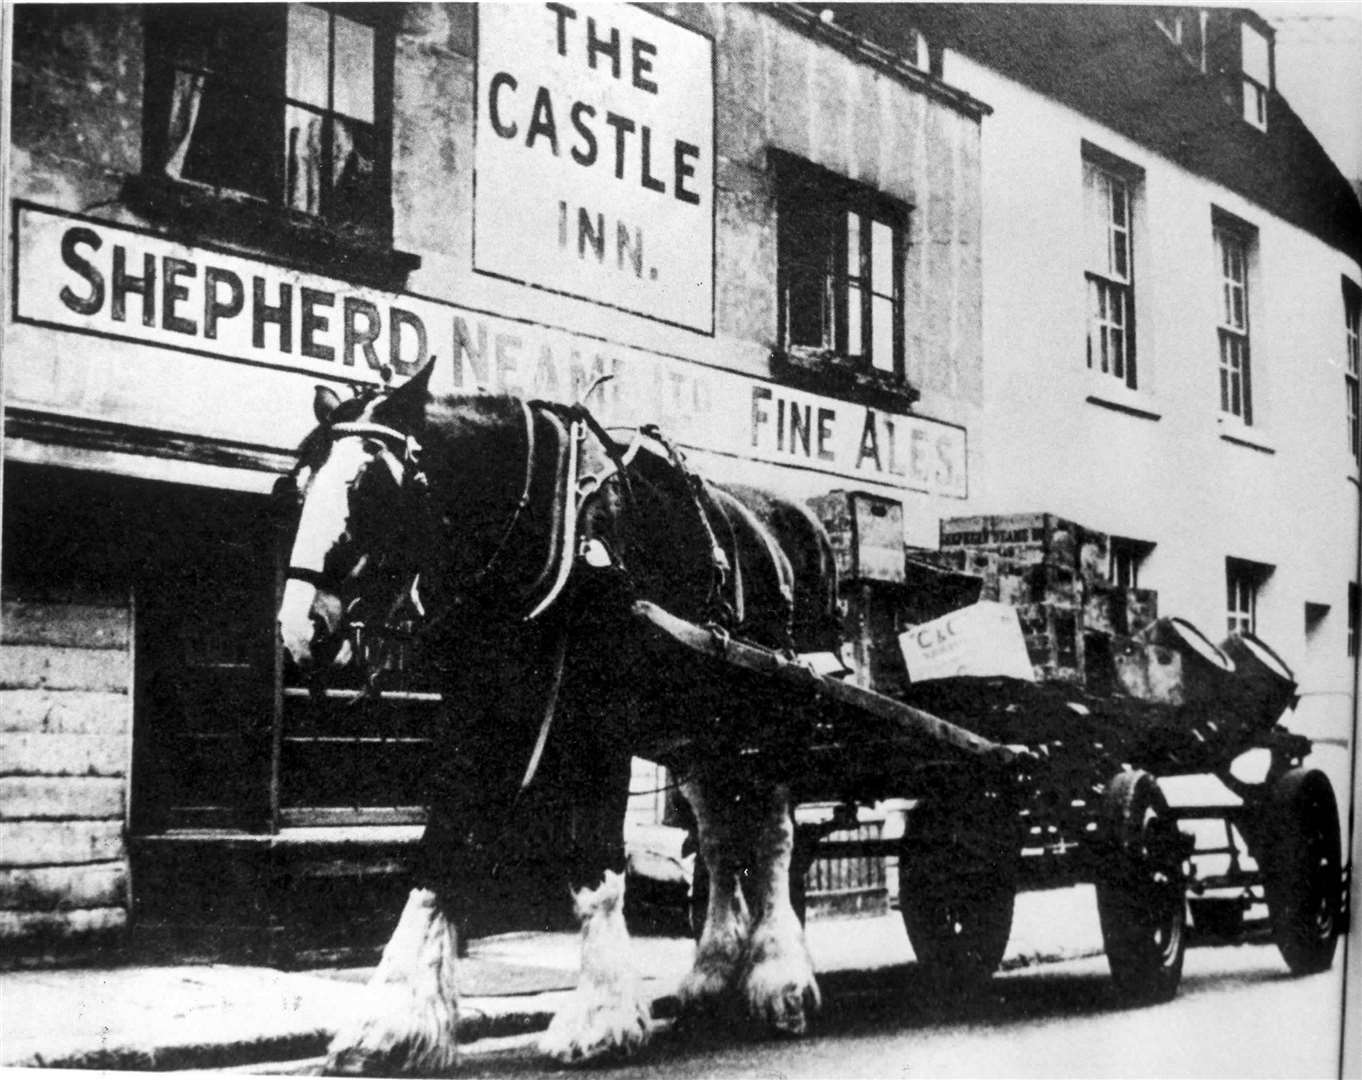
top-left (278, 577), bottom-right (346, 670)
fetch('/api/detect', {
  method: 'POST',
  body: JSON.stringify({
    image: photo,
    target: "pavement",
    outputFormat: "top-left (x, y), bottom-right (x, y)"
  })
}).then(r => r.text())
top-left (0, 886), bottom-right (1106, 1072)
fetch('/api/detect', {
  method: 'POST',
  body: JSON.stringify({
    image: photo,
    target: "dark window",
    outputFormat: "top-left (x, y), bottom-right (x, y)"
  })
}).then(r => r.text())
top-left (1109, 536), bottom-right (1154, 590)
top-left (1226, 557), bottom-right (1272, 636)
top-left (775, 153), bottom-right (908, 381)
top-left (143, 4), bottom-right (393, 237)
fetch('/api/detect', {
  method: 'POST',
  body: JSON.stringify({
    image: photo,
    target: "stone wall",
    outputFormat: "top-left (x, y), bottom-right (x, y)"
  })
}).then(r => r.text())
top-left (0, 596), bottom-right (133, 965)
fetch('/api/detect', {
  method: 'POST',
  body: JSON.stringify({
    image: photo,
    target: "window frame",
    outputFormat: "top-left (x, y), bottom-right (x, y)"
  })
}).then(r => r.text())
top-left (1345, 278), bottom-right (1360, 462)
top-left (1109, 536), bottom-right (1154, 590)
top-left (1214, 220), bottom-right (1255, 425)
top-left (1349, 582), bottom-right (1359, 659)
top-left (1240, 20), bottom-right (1271, 132)
top-left (141, 3), bottom-right (397, 243)
top-left (1083, 153), bottom-right (1140, 390)
top-left (1226, 557), bottom-right (1272, 637)
top-left (773, 151), bottom-right (911, 385)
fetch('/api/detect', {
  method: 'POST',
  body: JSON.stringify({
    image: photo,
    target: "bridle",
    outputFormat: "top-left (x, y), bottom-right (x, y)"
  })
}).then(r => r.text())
top-left (282, 393), bottom-right (607, 704)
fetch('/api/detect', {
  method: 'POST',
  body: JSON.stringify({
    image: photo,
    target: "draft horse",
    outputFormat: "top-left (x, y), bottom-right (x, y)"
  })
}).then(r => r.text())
top-left (276, 357), bottom-right (841, 1072)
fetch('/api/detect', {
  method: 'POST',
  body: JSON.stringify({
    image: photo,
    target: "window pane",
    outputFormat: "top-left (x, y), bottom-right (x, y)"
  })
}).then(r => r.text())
top-left (330, 118), bottom-right (380, 227)
top-left (1111, 178), bottom-right (1127, 227)
top-left (334, 17), bottom-right (376, 124)
top-left (1112, 231), bottom-right (1128, 280)
top-left (845, 213), bottom-right (861, 283)
top-left (846, 284), bottom-right (863, 357)
top-left (1242, 23), bottom-right (1270, 84)
top-left (788, 263), bottom-right (827, 348)
top-left (286, 5), bottom-right (330, 107)
top-left (871, 219), bottom-right (894, 291)
top-left (182, 80), bottom-right (277, 199)
top-left (872, 295), bottom-right (895, 372)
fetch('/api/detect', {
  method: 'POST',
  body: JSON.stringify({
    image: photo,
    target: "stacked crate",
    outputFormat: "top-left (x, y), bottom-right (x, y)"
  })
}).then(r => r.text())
top-left (933, 513), bottom-right (1159, 686)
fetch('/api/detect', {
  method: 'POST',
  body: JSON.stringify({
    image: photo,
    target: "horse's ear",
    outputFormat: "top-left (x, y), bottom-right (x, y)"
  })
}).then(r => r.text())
top-left (314, 385), bottom-right (342, 425)
top-left (377, 355), bottom-right (439, 430)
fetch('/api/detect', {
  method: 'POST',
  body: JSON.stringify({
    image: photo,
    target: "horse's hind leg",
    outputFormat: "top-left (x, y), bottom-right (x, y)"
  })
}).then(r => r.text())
top-left (743, 782), bottom-right (820, 1035)
top-left (678, 776), bottom-right (752, 1016)
top-left (325, 888), bottom-right (460, 1076)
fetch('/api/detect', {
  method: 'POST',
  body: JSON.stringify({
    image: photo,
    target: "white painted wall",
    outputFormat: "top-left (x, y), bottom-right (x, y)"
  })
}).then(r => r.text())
top-left (939, 50), bottom-right (1360, 757)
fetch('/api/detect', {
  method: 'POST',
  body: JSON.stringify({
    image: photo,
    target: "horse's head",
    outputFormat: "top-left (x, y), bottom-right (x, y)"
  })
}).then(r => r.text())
top-left (277, 364), bottom-right (433, 673)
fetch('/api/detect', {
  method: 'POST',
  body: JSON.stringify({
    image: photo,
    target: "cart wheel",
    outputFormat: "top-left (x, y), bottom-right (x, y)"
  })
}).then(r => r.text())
top-left (899, 788), bottom-right (1018, 993)
top-left (1095, 769), bottom-right (1187, 1004)
top-left (1262, 767), bottom-right (1341, 975)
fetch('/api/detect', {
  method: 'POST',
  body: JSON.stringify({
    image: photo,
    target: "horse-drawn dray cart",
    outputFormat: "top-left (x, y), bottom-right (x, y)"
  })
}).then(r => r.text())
top-left (277, 370), bottom-right (1346, 1068)
top-left (632, 599), bottom-right (1346, 1006)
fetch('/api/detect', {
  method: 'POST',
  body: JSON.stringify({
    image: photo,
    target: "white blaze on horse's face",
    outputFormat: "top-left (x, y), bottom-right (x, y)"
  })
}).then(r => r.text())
top-left (278, 437), bottom-right (371, 669)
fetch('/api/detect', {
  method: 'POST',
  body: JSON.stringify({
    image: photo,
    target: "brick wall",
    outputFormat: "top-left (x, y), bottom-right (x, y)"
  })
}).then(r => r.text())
top-left (1, 597), bottom-right (133, 965)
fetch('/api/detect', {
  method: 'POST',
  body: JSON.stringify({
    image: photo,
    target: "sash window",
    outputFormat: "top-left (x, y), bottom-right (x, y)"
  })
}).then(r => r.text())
top-left (775, 153), bottom-right (908, 382)
top-left (1085, 159), bottom-right (1137, 388)
top-left (144, 4), bottom-right (392, 237)
top-left (1215, 225), bottom-right (1254, 424)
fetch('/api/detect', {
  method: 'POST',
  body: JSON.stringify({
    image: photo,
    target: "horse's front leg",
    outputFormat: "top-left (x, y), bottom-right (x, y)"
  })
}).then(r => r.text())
top-left (539, 869), bottom-right (651, 1063)
top-left (678, 776), bottom-right (752, 1015)
top-left (539, 742), bottom-right (652, 1064)
top-left (325, 888), bottom-right (460, 1076)
top-left (743, 782), bottom-right (820, 1035)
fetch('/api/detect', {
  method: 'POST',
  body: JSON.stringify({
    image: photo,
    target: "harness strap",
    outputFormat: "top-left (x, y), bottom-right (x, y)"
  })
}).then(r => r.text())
top-left (518, 620), bottom-right (573, 791)
top-left (639, 424), bottom-right (738, 626)
top-left (523, 411), bottom-right (580, 621)
top-left (468, 399), bottom-right (538, 586)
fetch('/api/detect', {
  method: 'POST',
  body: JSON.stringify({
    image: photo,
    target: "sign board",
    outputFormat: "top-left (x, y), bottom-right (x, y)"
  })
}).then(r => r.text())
top-left (12, 203), bottom-right (966, 498)
top-left (474, 4), bottom-right (714, 332)
top-left (899, 601), bottom-right (1035, 682)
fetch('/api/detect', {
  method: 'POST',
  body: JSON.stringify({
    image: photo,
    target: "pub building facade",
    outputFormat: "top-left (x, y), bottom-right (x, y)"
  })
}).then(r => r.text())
top-left (2, 3), bottom-right (986, 962)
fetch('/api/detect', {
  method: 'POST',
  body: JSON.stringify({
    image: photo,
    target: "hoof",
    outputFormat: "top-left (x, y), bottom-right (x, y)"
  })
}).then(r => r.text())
top-left (539, 995), bottom-right (651, 1065)
top-left (743, 920), bottom-right (821, 1036)
top-left (324, 888), bottom-right (460, 1075)
top-left (539, 870), bottom-right (652, 1065)
top-left (323, 982), bottom-right (459, 1076)
top-left (678, 925), bottom-right (749, 1019)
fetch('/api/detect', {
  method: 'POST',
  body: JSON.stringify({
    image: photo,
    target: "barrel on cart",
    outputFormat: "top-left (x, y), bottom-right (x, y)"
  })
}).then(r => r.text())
top-left (632, 601), bottom-right (1346, 1006)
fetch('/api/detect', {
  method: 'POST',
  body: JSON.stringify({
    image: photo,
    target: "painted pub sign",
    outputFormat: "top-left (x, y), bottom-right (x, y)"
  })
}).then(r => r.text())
top-left (474, 3), bottom-right (716, 333)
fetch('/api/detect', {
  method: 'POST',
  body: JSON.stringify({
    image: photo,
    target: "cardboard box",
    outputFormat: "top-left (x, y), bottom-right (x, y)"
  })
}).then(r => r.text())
top-left (808, 490), bottom-right (906, 584)
top-left (899, 601), bottom-right (1035, 683)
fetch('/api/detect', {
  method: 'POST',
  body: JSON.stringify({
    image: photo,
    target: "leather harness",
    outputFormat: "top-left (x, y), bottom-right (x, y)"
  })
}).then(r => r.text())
top-left (287, 388), bottom-right (735, 791)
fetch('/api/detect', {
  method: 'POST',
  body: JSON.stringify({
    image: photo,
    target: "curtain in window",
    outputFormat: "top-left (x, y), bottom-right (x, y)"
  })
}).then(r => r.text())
top-left (163, 70), bottom-right (206, 178)
top-left (287, 115), bottom-right (322, 214)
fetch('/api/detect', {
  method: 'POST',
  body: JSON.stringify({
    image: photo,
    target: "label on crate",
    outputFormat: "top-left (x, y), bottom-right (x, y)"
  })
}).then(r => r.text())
top-left (899, 601), bottom-right (1035, 683)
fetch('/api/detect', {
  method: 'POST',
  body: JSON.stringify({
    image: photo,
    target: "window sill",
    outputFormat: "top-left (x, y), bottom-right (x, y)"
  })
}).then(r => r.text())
top-left (771, 348), bottom-right (921, 412)
top-left (121, 174), bottom-right (421, 290)
top-left (1085, 388), bottom-right (1161, 421)
top-left (1218, 417), bottom-right (1275, 454)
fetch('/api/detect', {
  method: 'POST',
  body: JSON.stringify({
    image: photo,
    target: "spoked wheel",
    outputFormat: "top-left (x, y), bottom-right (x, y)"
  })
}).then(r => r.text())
top-left (1095, 769), bottom-right (1188, 1004)
top-left (899, 786), bottom-right (1019, 993)
top-left (1262, 767), bottom-right (1341, 975)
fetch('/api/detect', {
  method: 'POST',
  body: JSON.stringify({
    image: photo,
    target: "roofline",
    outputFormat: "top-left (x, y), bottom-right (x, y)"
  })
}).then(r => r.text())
top-left (758, 3), bottom-right (994, 123)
